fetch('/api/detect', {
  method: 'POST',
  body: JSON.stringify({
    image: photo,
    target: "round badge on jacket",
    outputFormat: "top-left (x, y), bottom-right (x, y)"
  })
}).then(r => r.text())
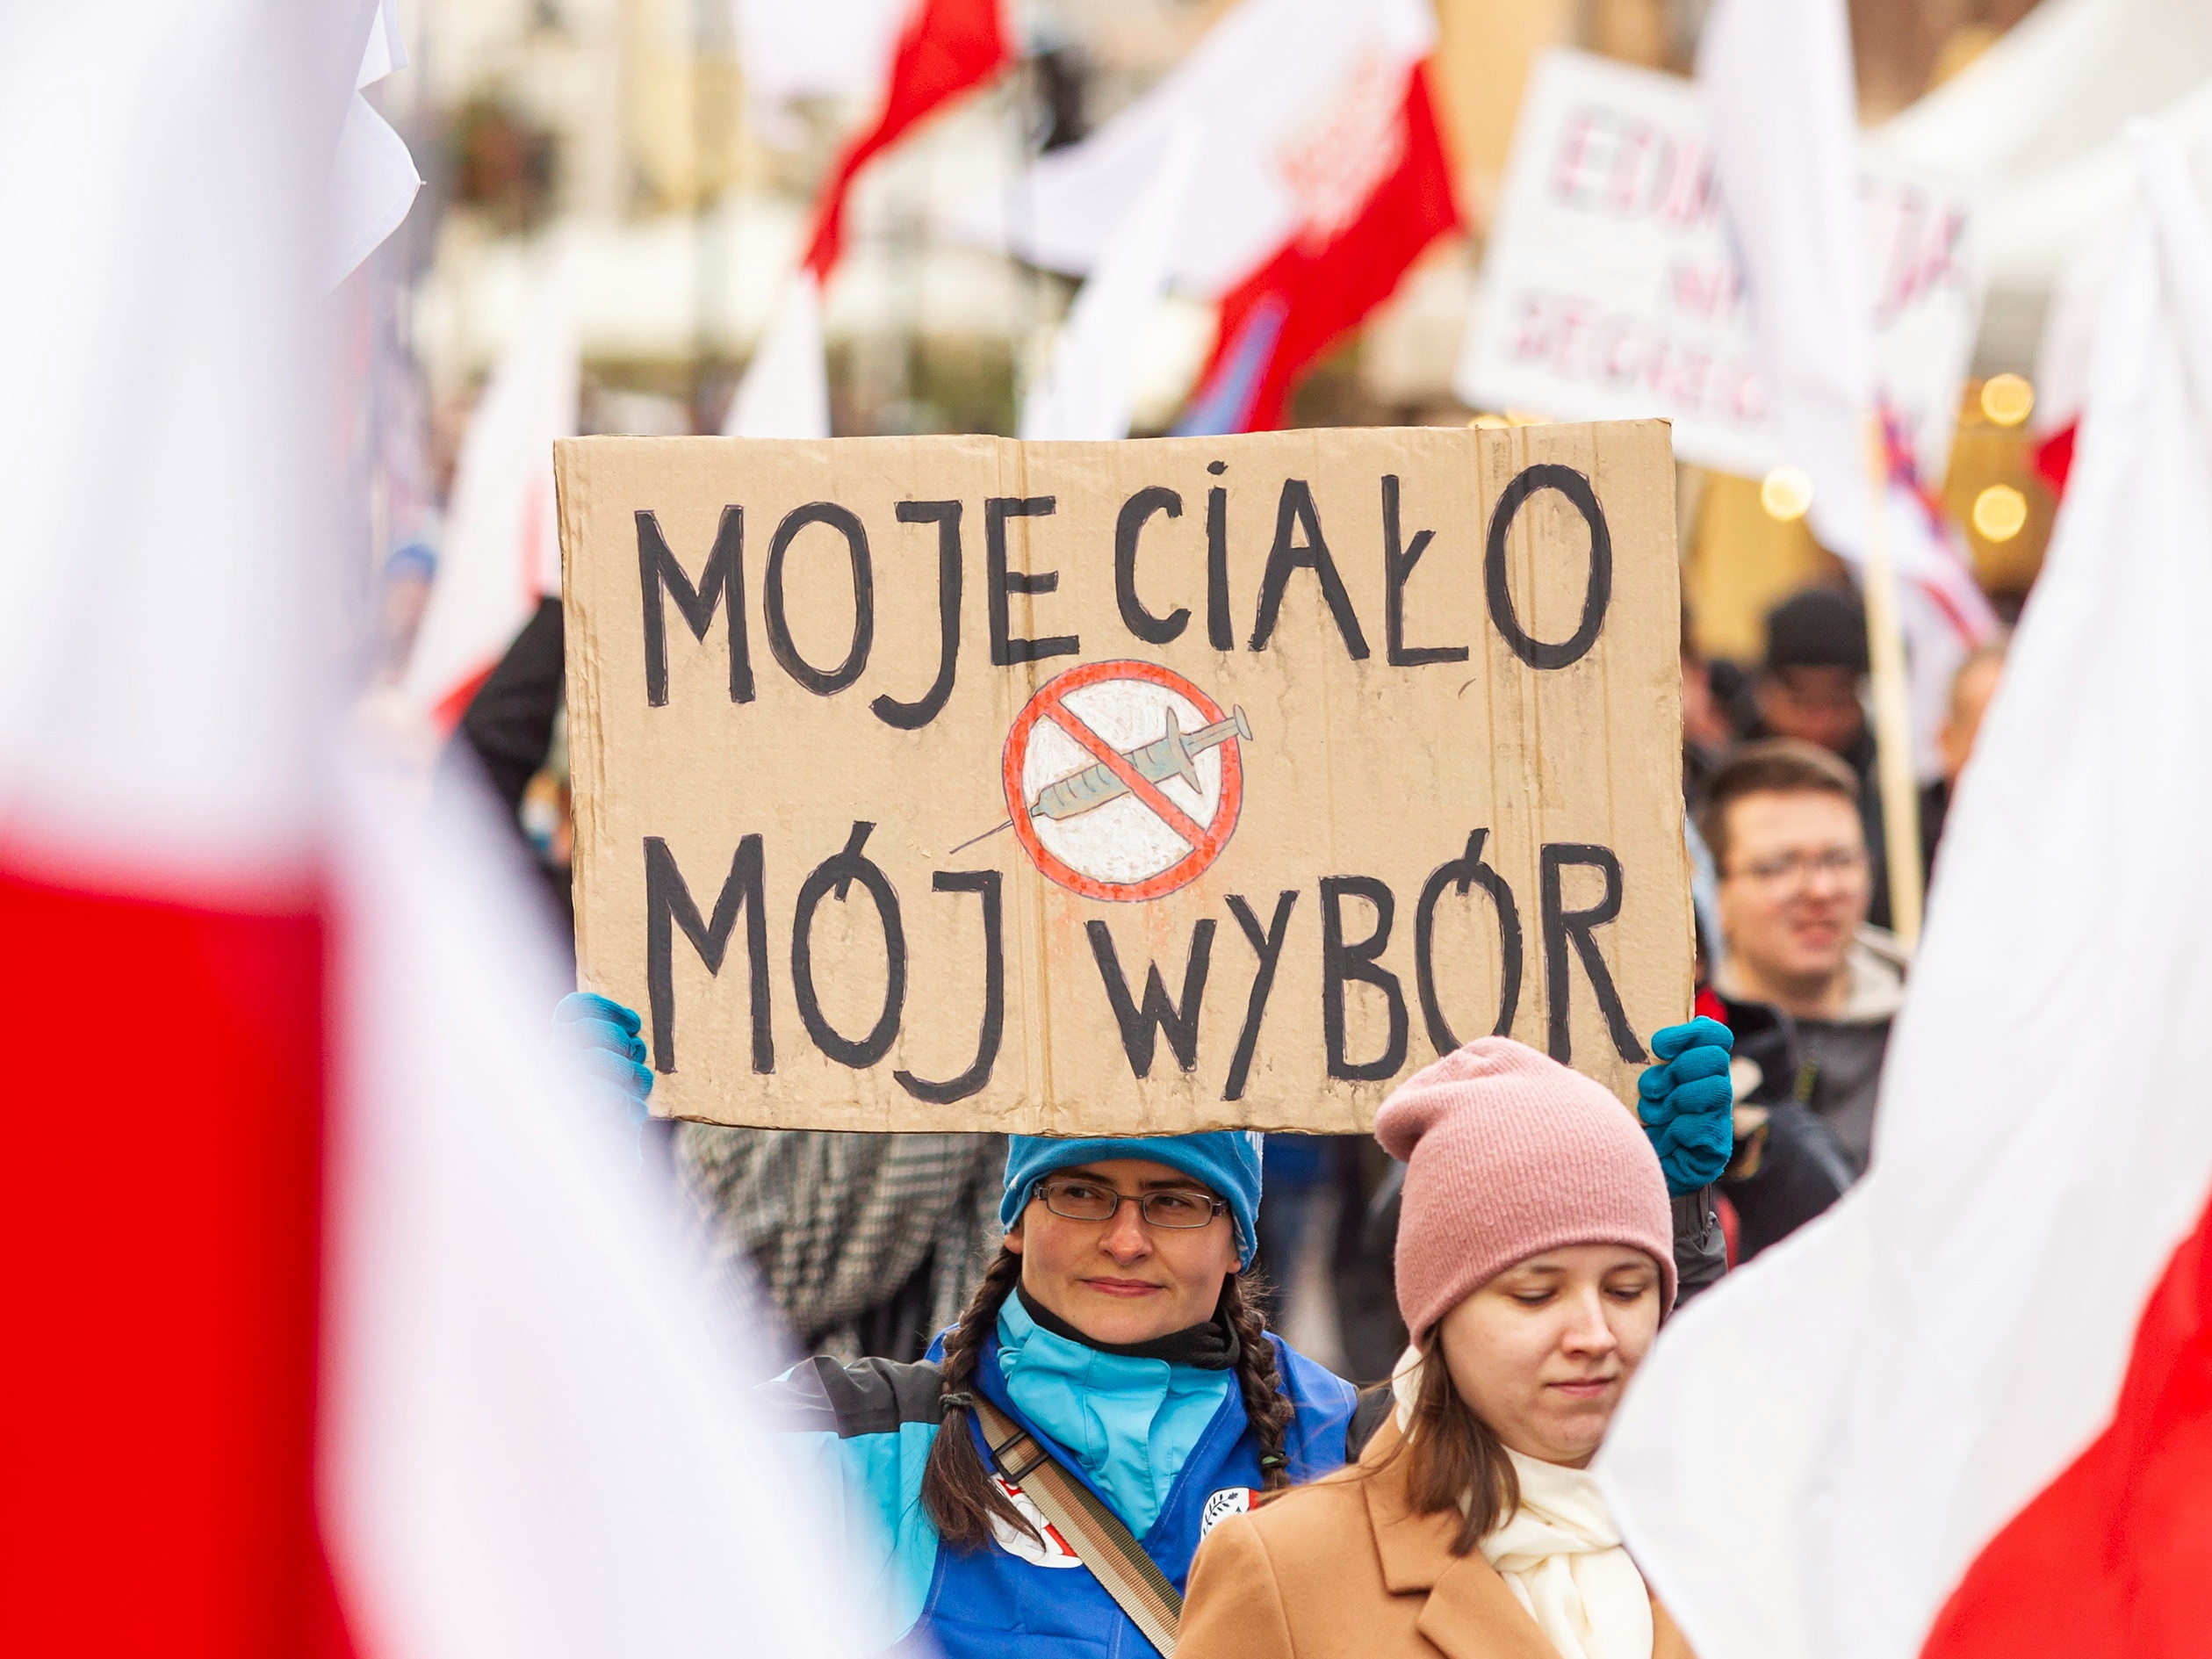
top-left (1200, 1487), bottom-right (1257, 1538)
top-left (988, 1475), bottom-right (1083, 1568)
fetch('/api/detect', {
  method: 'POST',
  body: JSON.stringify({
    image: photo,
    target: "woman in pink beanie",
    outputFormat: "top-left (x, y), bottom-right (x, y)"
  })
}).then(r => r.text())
top-left (1178, 1037), bottom-right (1696, 1659)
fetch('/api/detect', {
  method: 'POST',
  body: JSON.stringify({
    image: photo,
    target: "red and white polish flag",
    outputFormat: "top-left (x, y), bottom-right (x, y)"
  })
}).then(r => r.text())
top-left (970, 0), bottom-right (1459, 435)
top-left (800, 0), bottom-right (1012, 285)
top-left (1, 6), bottom-right (871, 1655)
top-left (726, 0), bottom-right (1012, 440)
top-left (1597, 127), bottom-right (2212, 1659)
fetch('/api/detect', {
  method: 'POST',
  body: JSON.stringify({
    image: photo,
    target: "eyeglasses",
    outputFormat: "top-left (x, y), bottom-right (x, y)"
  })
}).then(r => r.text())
top-left (1729, 847), bottom-right (1870, 888)
top-left (1034, 1177), bottom-right (1228, 1230)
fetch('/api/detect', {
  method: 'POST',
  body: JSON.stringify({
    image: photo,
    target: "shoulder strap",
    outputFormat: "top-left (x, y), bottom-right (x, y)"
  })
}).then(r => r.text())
top-left (970, 1396), bottom-right (1184, 1659)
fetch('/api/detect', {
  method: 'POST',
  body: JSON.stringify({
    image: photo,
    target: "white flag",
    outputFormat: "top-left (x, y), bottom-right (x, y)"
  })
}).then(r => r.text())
top-left (324, 772), bottom-right (874, 1659)
top-left (1700, 0), bottom-right (1997, 780)
top-left (724, 271), bottom-right (832, 439)
top-left (1598, 129), bottom-right (2212, 1659)
top-left (328, 0), bottom-right (421, 288)
top-left (1020, 127), bottom-right (1198, 441)
top-left (1697, 0), bottom-right (1873, 560)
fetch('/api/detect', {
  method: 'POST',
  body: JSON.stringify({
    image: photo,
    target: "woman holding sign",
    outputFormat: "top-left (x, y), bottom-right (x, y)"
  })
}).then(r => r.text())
top-left (558, 996), bottom-right (1730, 1659)
top-left (1176, 1037), bottom-right (1702, 1659)
top-left (773, 1129), bottom-right (1358, 1658)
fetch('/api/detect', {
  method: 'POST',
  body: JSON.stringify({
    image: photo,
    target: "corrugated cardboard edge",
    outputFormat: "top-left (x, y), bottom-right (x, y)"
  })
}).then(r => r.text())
top-left (554, 439), bottom-right (610, 1025)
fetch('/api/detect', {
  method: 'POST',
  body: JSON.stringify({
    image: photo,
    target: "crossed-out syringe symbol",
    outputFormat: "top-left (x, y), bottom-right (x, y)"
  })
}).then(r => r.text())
top-left (950, 705), bottom-right (1254, 856)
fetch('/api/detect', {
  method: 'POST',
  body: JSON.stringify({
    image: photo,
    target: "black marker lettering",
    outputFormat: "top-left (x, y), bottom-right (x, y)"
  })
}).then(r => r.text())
top-left (1383, 474), bottom-right (1467, 667)
top-left (1484, 464), bottom-right (1612, 671)
top-left (766, 501), bottom-right (875, 696)
top-left (638, 506), bottom-right (753, 705)
top-left (895, 871), bottom-right (1005, 1105)
top-left (1249, 479), bottom-right (1370, 660)
top-left (1539, 843), bottom-right (1645, 1063)
top-left (1222, 891), bottom-right (1298, 1102)
top-left (1113, 487), bottom-right (1189, 645)
top-left (790, 822), bottom-right (906, 1069)
top-left (1413, 829), bottom-right (1524, 1053)
top-left (1320, 876), bottom-right (1407, 1080)
top-left (872, 501), bottom-right (963, 731)
top-left (1086, 919), bottom-right (1216, 1078)
top-left (1207, 472), bottom-right (1233, 649)
top-left (643, 833), bottom-right (772, 1075)
top-left (986, 495), bottom-right (1078, 666)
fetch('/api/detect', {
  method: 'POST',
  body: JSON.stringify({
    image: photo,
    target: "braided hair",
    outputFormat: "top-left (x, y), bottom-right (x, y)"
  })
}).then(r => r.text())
top-left (919, 1247), bottom-right (1299, 1549)
top-left (919, 1247), bottom-right (1032, 1549)
top-left (1220, 1271), bottom-right (1296, 1493)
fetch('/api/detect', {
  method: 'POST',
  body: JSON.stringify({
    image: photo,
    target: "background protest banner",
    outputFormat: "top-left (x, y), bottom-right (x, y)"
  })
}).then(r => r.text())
top-left (558, 423), bottom-right (1690, 1135)
top-left (1458, 49), bottom-right (1982, 490)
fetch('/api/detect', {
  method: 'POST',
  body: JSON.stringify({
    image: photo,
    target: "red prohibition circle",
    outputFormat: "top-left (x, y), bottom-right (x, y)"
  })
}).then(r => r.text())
top-left (1001, 659), bottom-right (1244, 903)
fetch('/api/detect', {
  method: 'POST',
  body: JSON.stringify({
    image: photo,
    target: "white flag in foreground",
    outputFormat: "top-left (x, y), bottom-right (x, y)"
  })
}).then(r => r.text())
top-left (0, 4), bottom-right (872, 1652)
top-left (1598, 130), bottom-right (2212, 1659)
top-left (724, 270), bottom-right (832, 439)
top-left (1019, 127), bottom-right (1198, 442)
top-left (324, 775), bottom-right (871, 1659)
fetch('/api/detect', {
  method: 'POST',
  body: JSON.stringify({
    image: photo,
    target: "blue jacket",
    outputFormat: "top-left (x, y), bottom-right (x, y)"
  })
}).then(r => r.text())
top-left (768, 1308), bottom-right (1358, 1659)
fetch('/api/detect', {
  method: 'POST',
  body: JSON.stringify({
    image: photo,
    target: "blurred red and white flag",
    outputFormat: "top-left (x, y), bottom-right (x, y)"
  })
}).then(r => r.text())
top-left (401, 254), bottom-right (578, 729)
top-left (2, 7), bottom-right (873, 1655)
top-left (1598, 128), bottom-right (2212, 1659)
top-left (966, 0), bottom-right (1458, 433)
top-left (725, 0), bottom-right (1011, 439)
top-left (1, 8), bottom-right (343, 1645)
top-left (801, 0), bottom-right (1012, 282)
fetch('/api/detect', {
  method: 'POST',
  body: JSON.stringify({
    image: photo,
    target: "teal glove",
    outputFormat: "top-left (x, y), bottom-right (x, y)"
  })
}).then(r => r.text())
top-left (554, 992), bottom-right (654, 1127)
top-left (1637, 1016), bottom-right (1733, 1195)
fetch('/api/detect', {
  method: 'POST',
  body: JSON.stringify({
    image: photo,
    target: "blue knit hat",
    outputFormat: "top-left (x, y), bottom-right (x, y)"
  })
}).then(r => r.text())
top-left (1000, 1133), bottom-right (1265, 1266)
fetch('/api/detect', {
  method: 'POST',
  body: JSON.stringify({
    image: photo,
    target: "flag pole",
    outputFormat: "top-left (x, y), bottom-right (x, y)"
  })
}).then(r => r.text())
top-left (1861, 413), bottom-right (1924, 948)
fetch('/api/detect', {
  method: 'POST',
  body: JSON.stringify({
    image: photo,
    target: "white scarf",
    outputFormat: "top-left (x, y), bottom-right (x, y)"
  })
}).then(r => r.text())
top-left (1391, 1349), bottom-right (1653, 1659)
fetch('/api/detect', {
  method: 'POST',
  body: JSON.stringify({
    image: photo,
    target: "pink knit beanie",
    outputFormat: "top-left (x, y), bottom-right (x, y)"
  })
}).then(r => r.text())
top-left (1375, 1036), bottom-right (1675, 1340)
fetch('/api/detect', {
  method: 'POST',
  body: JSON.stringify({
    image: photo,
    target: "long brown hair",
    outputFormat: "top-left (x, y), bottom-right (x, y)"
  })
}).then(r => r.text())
top-left (920, 1247), bottom-right (1297, 1549)
top-left (1372, 1334), bottom-right (1520, 1556)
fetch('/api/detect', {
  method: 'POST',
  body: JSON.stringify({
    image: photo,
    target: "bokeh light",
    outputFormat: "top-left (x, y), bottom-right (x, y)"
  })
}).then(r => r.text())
top-left (1761, 465), bottom-right (1814, 523)
top-left (1972, 483), bottom-right (2029, 541)
top-left (1980, 373), bottom-right (2035, 428)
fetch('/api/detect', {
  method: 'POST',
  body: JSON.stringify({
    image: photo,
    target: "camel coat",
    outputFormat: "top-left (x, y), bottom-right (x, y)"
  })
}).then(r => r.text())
top-left (1178, 1423), bottom-right (1695, 1659)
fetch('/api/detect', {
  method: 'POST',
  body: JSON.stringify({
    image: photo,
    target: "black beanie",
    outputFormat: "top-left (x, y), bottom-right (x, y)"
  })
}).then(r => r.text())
top-left (1764, 587), bottom-right (1868, 673)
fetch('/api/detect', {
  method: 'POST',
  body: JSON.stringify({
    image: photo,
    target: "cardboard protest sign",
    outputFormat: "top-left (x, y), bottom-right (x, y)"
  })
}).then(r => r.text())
top-left (1458, 49), bottom-right (1981, 489)
top-left (558, 422), bottom-right (1690, 1135)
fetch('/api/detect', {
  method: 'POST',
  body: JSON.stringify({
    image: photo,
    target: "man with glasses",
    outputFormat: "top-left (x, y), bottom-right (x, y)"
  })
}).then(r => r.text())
top-left (1699, 739), bottom-right (1906, 1254)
